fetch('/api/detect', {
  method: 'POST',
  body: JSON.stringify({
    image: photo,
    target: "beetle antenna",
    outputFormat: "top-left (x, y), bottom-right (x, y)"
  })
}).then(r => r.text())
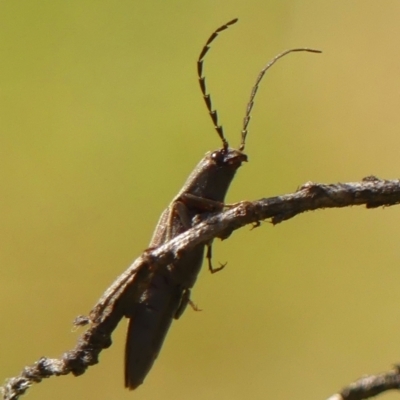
top-left (239, 47), bottom-right (322, 151)
top-left (197, 18), bottom-right (238, 151)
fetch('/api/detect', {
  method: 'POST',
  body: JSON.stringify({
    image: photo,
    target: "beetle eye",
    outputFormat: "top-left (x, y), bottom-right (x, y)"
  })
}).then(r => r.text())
top-left (211, 150), bottom-right (224, 164)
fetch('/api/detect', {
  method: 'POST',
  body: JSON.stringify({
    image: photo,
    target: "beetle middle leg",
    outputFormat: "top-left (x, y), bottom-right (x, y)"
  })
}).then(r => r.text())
top-left (206, 243), bottom-right (226, 274)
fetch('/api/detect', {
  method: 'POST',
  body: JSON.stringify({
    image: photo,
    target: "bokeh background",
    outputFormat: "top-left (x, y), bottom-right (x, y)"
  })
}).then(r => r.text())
top-left (1, 1), bottom-right (400, 399)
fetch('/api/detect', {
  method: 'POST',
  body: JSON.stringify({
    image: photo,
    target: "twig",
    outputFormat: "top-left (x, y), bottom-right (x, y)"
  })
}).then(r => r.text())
top-left (326, 365), bottom-right (400, 400)
top-left (2, 176), bottom-right (400, 400)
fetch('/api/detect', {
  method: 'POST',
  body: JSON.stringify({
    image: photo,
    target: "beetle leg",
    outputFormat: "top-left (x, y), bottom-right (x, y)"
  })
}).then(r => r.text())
top-left (206, 243), bottom-right (226, 274)
top-left (174, 201), bottom-right (193, 230)
top-left (179, 193), bottom-right (224, 212)
top-left (174, 289), bottom-right (202, 319)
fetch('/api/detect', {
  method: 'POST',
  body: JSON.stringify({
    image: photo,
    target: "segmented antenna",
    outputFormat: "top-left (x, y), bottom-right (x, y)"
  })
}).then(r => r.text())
top-left (239, 48), bottom-right (322, 151)
top-left (197, 18), bottom-right (238, 151)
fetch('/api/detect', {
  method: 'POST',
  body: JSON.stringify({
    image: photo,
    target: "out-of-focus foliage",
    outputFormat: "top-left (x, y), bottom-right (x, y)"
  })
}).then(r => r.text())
top-left (1, 2), bottom-right (400, 399)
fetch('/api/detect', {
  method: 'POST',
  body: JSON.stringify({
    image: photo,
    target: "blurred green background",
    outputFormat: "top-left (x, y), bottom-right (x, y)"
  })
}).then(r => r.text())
top-left (1, 1), bottom-right (400, 399)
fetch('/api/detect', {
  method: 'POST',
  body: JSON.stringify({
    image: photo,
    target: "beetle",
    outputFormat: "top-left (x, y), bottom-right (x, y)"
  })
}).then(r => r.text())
top-left (109, 18), bottom-right (320, 390)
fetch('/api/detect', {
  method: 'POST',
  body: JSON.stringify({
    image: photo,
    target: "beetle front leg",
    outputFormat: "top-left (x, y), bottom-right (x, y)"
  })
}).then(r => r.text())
top-left (179, 193), bottom-right (225, 212)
